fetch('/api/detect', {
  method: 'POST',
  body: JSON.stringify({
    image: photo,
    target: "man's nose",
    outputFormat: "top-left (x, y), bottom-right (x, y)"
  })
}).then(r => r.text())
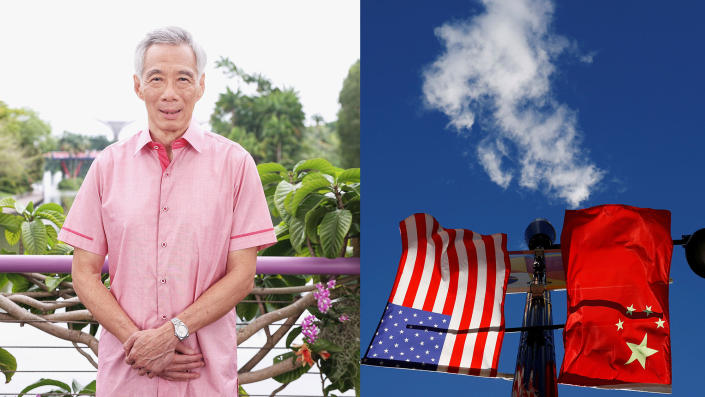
top-left (160, 80), bottom-right (178, 100)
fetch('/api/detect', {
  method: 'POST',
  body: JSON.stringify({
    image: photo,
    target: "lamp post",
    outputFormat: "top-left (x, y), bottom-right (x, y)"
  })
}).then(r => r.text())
top-left (511, 219), bottom-right (558, 397)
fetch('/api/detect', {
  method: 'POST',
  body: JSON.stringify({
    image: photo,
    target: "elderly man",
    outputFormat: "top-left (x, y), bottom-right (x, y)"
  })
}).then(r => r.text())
top-left (58, 26), bottom-right (276, 396)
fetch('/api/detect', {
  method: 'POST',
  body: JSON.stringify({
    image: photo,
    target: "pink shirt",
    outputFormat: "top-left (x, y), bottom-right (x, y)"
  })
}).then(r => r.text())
top-left (58, 122), bottom-right (276, 396)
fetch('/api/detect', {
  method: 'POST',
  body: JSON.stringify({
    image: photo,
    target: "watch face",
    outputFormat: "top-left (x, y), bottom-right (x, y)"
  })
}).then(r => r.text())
top-left (176, 324), bottom-right (187, 337)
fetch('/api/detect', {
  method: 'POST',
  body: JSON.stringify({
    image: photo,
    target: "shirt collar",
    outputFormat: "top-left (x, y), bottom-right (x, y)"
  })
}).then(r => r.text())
top-left (133, 120), bottom-right (205, 156)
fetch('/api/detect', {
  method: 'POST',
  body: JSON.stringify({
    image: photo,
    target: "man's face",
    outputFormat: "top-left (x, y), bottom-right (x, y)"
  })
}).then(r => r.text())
top-left (133, 43), bottom-right (204, 136)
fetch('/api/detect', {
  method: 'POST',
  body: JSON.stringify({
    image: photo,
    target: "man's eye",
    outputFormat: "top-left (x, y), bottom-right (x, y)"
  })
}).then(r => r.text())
top-left (150, 77), bottom-right (162, 82)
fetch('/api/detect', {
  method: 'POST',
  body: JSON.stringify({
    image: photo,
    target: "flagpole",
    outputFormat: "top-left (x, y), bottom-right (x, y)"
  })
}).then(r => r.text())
top-left (512, 219), bottom-right (559, 397)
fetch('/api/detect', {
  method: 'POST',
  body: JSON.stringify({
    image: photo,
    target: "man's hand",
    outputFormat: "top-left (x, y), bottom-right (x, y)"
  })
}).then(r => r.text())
top-left (156, 342), bottom-right (205, 381)
top-left (123, 324), bottom-right (179, 375)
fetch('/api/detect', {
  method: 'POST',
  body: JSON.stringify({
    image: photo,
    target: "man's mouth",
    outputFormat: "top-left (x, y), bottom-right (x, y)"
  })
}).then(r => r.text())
top-left (160, 109), bottom-right (182, 120)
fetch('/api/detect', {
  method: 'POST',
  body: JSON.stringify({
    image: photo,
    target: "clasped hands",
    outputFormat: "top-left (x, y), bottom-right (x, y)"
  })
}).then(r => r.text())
top-left (123, 324), bottom-right (204, 381)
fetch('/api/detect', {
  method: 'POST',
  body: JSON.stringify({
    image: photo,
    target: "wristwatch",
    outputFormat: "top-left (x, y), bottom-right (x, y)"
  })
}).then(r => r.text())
top-left (170, 317), bottom-right (189, 341)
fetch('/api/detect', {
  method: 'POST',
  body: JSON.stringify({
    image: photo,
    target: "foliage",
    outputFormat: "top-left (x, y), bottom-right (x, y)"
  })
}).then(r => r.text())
top-left (257, 158), bottom-right (360, 259)
top-left (336, 60), bottom-right (360, 169)
top-left (0, 347), bottom-right (17, 383)
top-left (58, 177), bottom-right (84, 191)
top-left (301, 120), bottom-right (341, 166)
top-left (210, 58), bottom-right (306, 167)
top-left (0, 197), bottom-right (71, 255)
top-left (0, 101), bottom-right (53, 194)
top-left (18, 377), bottom-right (95, 397)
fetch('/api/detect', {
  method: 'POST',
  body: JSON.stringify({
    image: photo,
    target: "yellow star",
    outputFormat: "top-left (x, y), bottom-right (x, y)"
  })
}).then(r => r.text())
top-left (644, 305), bottom-right (653, 316)
top-left (655, 318), bottom-right (665, 328)
top-left (625, 333), bottom-right (658, 369)
top-left (626, 304), bottom-right (635, 315)
top-left (616, 318), bottom-right (624, 331)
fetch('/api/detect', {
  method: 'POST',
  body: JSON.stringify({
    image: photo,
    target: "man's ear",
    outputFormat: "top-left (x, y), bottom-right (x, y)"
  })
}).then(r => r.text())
top-left (133, 75), bottom-right (144, 100)
top-left (197, 73), bottom-right (205, 100)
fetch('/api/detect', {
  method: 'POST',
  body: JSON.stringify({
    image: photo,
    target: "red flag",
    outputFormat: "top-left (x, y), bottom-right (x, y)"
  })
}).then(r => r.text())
top-left (558, 204), bottom-right (672, 390)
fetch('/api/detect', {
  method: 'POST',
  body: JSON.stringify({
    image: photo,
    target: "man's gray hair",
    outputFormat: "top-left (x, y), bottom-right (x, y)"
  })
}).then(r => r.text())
top-left (134, 26), bottom-right (207, 80)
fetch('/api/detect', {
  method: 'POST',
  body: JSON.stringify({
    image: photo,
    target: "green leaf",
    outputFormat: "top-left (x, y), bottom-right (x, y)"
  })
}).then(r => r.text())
top-left (21, 219), bottom-right (48, 254)
top-left (286, 327), bottom-right (302, 348)
top-left (45, 274), bottom-right (71, 291)
top-left (311, 338), bottom-right (344, 353)
top-left (45, 224), bottom-right (58, 247)
top-left (6, 274), bottom-right (29, 293)
top-left (5, 228), bottom-right (20, 246)
top-left (48, 243), bottom-right (74, 255)
top-left (0, 196), bottom-right (16, 208)
top-left (259, 173), bottom-right (283, 186)
top-left (290, 173), bottom-right (332, 216)
top-left (79, 380), bottom-right (96, 394)
top-left (336, 168), bottom-right (360, 184)
top-left (288, 216), bottom-right (307, 253)
top-left (293, 158), bottom-right (336, 177)
top-left (0, 347), bottom-right (17, 383)
top-left (36, 210), bottom-right (65, 228)
top-left (0, 212), bottom-right (22, 232)
top-left (257, 162), bottom-right (287, 175)
top-left (71, 379), bottom-right (83, 393)
top-left (294, 194), bottom-right (324, 221)
top-left (25, 201), bottom-right (34, 214)
top-left (274, 181), bottom-right (295, 217)
top-left (18, 378), bottom-right (71, 396)
top-left (236, 298), bottom-right (259, 321)
top-left (259, 240), bottom-right (295, 256)
top-left (272, 351), bottom-right (311, 383)
top-left (305, 206), bottom-right (329, 244)
top-left (319, 210), bottom-right (352, 258)
top-left (0, 273), bottom-right (7, 290)
top-left (36, 203), bottom-right (64, 214)
top-left (13, 201), bottom-right (26, 215)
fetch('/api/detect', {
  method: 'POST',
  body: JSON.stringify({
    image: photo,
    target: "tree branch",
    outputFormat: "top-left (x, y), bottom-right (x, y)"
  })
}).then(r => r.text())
top-left (239, 314), bottom-right (298, 373)
top-left (0, 295), bottom-right (98, 355)
top-left (237, 293), bottom-right (314, 344)
top-left (73, 341), bottom-right (98, 369)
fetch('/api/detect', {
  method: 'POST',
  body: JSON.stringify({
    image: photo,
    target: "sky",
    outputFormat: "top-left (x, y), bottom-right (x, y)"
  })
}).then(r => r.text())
top-left (0, 1), bottom-right (358, 395)
top-left (361, 0), bottom-right (705, 396)
top-left (0, 0), bottom-right (359, 140)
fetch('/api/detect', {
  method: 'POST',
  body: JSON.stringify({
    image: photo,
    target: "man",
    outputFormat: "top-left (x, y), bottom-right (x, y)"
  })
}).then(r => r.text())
top-left (58, 26), bottom-right (277, 396)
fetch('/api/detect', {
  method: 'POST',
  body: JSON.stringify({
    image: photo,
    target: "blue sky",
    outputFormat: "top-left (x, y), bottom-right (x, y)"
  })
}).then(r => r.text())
top-left (360, 0), bottom-right (705, 395)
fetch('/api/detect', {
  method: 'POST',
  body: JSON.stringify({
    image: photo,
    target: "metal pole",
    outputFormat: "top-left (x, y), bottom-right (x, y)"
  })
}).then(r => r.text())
top-left (512, 221), bottom-right (559, 397)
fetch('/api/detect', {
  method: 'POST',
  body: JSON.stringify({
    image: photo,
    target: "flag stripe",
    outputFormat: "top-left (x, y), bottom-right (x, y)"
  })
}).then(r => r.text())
top-left (450, 232), bottom-right (479, 373)
top-left (390, 216), bottom-right (418, 305)
top-left (439, 229), bottom-right (468, 371)
top-left (490, 234), bottom-right (509, 374)
top-left (423, 226), bottom-right (444, 311)
top-left (402, 214), bottom-right (428, 307)
top-left (441, 229), bottom-right (459, 316)
top-left (432, 229), bottom-right (451, 314)
top-left (462, 232), bottom-right (487, 375)
top-left (471, 235), bottom-right (497, 371)
top-left (414, 215), bottom-right (437, 309)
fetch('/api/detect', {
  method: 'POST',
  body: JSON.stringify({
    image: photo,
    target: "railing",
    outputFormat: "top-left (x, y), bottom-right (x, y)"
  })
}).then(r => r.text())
top-left (0, 256), bottom-right (359, 397)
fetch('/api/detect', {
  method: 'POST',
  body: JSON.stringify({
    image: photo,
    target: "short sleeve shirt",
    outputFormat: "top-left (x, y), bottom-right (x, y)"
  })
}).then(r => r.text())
top-left (58, 122), bottom-right (277, 397)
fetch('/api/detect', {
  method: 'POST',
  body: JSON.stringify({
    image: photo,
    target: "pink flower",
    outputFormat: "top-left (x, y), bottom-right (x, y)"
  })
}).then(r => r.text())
top-left (338, 314), bottom-right (349, 322)
top-left (301, 315), bottom-right (319, 344)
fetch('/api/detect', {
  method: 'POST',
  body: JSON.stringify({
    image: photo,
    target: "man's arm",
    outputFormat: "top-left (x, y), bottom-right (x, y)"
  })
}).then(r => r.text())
top-left (71, 247), bottom-right (140, 343)
top-left (124, 247), bottom-right (256, 373)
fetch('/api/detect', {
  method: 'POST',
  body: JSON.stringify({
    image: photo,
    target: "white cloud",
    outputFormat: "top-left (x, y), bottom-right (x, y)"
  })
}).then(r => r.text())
top-left (422, 0), bottom-right (603, 207)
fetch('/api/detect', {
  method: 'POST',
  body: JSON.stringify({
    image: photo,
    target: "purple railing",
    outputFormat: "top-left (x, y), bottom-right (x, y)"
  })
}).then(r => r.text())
top-left (0, 255), bottom-right (359, 275)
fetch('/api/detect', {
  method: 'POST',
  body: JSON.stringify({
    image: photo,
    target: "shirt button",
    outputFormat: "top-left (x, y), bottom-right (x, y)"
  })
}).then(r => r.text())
top-left (160, 278), bottom-right (166, 284)
top-left (153, 145), bottom-right (159, 150)
top-left (162, 206), bottom-right (168, 212)
top-left (161, 315), bottom-right (167, 320)
top-left (161, 242), bottom-right (167, 248)
top-left (165, 172), bottom-right (170, 177)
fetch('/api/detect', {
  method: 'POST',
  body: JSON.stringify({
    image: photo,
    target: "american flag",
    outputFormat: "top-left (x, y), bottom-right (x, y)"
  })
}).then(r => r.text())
top-left (363, 213), bottom-right (511, 377)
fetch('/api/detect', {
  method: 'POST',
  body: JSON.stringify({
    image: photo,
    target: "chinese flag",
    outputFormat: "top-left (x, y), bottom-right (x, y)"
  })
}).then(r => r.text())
top-left (558, 205), bottom-right (672, 390)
